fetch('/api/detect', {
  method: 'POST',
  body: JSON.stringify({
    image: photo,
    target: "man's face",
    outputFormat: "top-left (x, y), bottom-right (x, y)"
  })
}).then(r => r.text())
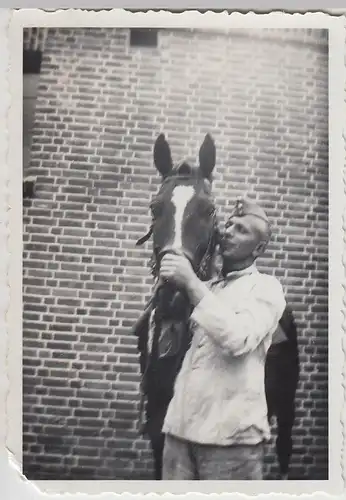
top-left (219, 215), bottom-right (266, 262)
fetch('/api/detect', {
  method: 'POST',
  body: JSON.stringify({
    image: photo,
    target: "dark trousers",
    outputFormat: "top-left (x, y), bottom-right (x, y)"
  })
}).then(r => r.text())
top-left (265, 341), bottom-right (299, 476)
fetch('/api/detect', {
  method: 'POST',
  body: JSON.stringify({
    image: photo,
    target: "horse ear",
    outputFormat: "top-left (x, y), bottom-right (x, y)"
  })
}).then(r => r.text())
top-left (153, 133), bottom-right (173, 178)
top-left (199, 133), bottom-right (216, 179)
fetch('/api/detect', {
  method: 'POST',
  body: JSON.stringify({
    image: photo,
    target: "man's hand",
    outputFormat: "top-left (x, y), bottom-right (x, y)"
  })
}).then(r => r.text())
top-left (160, 253), bottom-right (209, 306)
top-left (160, 253), bottom-right (196, 289)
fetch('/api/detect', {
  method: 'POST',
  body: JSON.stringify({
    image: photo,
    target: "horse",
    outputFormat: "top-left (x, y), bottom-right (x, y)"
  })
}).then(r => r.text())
top-left (133, 133), bottom-right (299, 480)
top-left (133, 132), bottom-right (219, 480)
top-left (265, 304), bottom-right (300, 479)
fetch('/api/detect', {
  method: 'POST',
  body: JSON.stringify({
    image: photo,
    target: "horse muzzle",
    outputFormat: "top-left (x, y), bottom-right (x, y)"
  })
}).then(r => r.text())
top-left (154, 282), bottom-right (190, 322)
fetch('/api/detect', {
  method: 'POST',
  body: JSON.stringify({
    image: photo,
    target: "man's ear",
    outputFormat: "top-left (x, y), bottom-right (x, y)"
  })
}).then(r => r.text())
top-left (253, 240), bottom-right (268, 258)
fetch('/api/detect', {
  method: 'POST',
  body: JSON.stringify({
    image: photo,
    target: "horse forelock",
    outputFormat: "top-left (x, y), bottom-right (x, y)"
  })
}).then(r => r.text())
top-left (158, 164), bottom-right (212, 198)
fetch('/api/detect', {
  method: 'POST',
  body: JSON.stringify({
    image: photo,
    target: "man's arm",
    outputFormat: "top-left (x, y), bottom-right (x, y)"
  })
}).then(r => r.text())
top-left (159, 253), bottom-right (286, 357)
top-left (190, 278), bottom-right (286, 357)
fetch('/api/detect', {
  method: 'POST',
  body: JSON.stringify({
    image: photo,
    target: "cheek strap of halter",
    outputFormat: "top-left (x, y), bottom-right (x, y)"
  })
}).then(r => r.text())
top-left (135, 225), bottom-right (153, 246)
top-left (197, 217), bottom-right (220, 279)
top-left (135, 217), bottom-right (221, 277)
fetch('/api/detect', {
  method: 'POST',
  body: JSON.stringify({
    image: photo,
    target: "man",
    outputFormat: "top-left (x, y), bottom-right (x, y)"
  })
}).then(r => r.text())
top-left (265, 304), bottom-right (300, 479)
top-left (159, 198), bottom-right (286, 480)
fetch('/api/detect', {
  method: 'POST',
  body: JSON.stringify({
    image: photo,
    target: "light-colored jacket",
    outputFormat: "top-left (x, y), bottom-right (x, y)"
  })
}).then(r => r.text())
top-left (162, 264), bottom-right (286, 446)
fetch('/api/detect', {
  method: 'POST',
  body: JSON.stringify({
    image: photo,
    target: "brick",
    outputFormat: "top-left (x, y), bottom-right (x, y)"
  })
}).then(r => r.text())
top-left (80, 399), bottom-right (109, 410)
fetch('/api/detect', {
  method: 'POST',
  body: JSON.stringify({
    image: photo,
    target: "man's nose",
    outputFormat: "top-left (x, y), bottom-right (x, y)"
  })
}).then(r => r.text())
top-left (224, 224), bottom-right (234, 237)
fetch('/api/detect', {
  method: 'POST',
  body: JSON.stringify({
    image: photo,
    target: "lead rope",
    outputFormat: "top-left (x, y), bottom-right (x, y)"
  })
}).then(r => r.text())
top-left (137, 383), bottom-right (147, 434)
top-left (136, 283), bottom-right (159, 436)
top-left (137, 320), bottom-right (152, 435)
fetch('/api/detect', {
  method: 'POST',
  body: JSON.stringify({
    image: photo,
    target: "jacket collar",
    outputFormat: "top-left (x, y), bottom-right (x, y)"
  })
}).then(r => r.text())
top-left (224, 263), bottom-right (258, 281)
top-left (210, 263), bottom-right (257, 286)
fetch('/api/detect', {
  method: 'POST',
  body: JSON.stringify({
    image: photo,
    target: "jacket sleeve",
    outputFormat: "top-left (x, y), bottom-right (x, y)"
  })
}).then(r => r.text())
top-left (190, 276), bottom-right (286, 357)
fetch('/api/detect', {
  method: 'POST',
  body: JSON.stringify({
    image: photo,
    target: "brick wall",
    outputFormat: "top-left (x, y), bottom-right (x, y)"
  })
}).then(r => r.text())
top-left (22, 27), bottom-right (328, 480)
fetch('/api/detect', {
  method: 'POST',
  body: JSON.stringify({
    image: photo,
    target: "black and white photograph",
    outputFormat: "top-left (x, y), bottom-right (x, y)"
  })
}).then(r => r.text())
top-left (2, 8), bottom-right (345, 498)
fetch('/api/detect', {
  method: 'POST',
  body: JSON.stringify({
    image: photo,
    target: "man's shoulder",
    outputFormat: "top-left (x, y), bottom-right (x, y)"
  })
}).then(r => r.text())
top-left (255, 269), bottom-right (282, 282)
top-left (220, 268), bottom-right (284, 296)
top-left (250, 270), bottom-right (285, 294)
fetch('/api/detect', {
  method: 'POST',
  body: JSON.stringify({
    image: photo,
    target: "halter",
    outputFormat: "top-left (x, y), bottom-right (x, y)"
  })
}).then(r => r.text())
top-left (136, 217), bottom-right (218, 282)
top-left (136, 170), bottom-right (219, 272)
top-left (135, 172), bottom-right (212, 245)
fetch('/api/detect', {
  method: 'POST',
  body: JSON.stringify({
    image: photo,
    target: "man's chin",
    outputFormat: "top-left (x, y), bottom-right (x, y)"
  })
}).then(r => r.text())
top-left (222, 252), bottom-right (238, 263)
top-left (223, 248), bottom-right (247, 263)
top-left (220, 242), bottom-right (231, 254)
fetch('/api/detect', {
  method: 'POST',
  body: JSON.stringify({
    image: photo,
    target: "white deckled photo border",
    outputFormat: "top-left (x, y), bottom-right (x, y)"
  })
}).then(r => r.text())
top-left (1, 7), bottom-right (345, 499)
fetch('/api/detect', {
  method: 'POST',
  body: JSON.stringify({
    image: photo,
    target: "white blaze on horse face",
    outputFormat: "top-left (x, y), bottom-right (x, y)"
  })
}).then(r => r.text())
top-left (171, 185), bottom-right (194, 250)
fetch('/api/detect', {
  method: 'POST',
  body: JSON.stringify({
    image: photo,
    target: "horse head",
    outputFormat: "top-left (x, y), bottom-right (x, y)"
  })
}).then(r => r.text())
top-left (137, 133), bottom-right (218, 321)
top-left (151, 132), bottom-right (217, 275)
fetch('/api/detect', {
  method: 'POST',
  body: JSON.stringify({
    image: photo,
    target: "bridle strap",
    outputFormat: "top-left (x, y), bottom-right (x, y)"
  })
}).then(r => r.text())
top-left (196, 215), bottom-right (219, 280)
top-left (135, 172), bottom-right (210, 248)
top-left (136, 213), bottom-right (219, 279)
top-left (135, 225), bottom-right (153, 246)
